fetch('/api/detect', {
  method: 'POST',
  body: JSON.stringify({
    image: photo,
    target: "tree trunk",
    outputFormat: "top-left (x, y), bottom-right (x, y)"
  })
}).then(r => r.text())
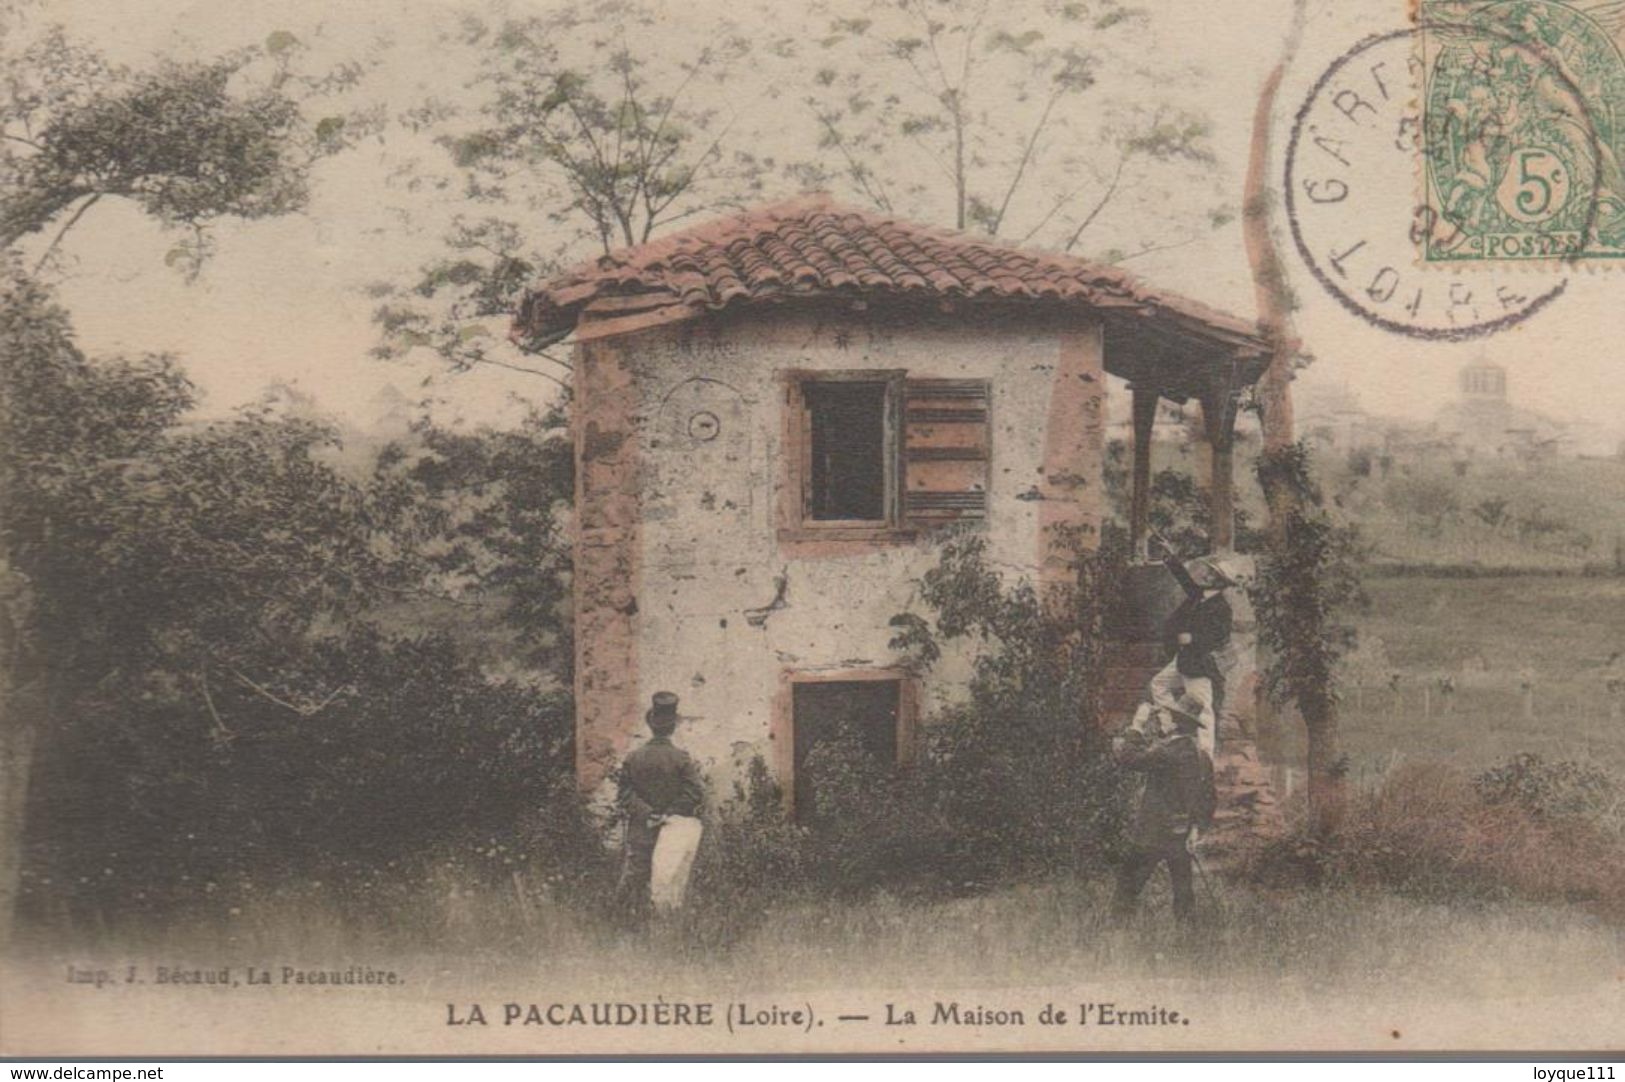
top-left (0, 712), bottom-right (37, 948)
top-left (0, 562), bottom-right (52, 947)
top-left (0, 617), bottom-right (45, 948)
top-left (1243, 3), bottom-right (1308, 538)
top-left (952, 95), bottom-right (967, 232)
top-left (1244, 6), bottom-right (1346, 836)
top-left (1243, 56), bottom-right (1302, 481)
top-left (1302, 703), bottom-right (1347, 836)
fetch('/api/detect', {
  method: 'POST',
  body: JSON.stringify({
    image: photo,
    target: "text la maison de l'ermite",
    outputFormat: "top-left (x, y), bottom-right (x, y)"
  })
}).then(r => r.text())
top-left (446, 1000), bottom-right (1190, 1028)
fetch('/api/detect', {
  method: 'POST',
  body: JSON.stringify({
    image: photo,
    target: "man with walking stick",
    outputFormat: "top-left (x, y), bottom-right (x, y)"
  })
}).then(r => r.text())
top-left (1111, 696), bottom-right (1216, 924)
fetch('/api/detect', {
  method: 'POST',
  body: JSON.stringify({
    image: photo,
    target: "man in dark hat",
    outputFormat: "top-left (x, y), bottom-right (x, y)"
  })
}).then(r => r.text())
top-left (615, 691), bottom-right (707, 921)
top-left (1111, 695), bottom-right (1215, 923)
top-left (1148, 531), bottom-right (1236, 754)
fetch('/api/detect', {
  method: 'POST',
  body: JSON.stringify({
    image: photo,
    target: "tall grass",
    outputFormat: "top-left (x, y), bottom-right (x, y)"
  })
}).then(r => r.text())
top-left (12, 869), bottom-right (1620, 1002)
top-left (1253, 757), bottom-right (1625, 926)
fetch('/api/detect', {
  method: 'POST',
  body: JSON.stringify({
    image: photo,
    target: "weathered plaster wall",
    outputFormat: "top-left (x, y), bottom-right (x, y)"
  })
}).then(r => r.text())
top-left (573, 336), bottom-right (642, 792)
top-left (575, 305), bottom-right (1105, 796)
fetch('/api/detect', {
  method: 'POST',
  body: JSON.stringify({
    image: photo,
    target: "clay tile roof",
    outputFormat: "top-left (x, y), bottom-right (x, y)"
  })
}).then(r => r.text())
top-left (512, 194), bottom-right (1267, 362)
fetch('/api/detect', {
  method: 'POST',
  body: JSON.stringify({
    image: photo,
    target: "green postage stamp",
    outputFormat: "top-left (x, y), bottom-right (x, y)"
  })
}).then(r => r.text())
top-left (1420, 0), bottom-right (1625, 260)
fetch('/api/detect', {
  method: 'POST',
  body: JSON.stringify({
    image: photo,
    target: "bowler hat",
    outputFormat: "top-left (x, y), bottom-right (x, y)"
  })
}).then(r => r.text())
top-left (647, 691), bottom-right (680, 723)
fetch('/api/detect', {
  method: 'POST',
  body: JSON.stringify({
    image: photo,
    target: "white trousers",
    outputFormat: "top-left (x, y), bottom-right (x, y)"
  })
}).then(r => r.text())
top-left (1149, 659), bottom-right (1216, 757)
top-left (649, 815), bottom-right (704, 912)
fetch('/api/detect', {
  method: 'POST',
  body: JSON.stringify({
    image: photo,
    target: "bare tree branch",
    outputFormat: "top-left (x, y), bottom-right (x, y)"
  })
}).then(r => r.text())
top-left (557, 89), bottom-right (633, 250)
top-left (462, 353), bottom-right (572, 391)
top-left (811, 107), bottom-right (894, 212)
top-left (1017, 182), bottom-right (1085, 246)
top-left (990, 87), bottom-right (1063, 236)
top-left (530, 347), bottom-right (573, 372)
top-left (1061, 147), bottom-right (1131, 253)
top-left (196, 669), bottom-right (235, 744)
top-left (30, 191), bottom-right (101, 273)
top-left (1113, 233), bottom-right (1203, 263)
top-left (227, 666), bottom-right (347, 718)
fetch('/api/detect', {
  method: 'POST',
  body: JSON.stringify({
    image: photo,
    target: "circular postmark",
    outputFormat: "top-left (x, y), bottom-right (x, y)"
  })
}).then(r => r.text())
top-left (1283, 26), bottom-right (1593, 340)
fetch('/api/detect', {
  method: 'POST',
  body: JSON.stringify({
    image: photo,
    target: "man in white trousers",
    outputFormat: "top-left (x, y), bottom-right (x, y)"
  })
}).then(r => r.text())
top-left (615, 692), bottom-right (706, 923)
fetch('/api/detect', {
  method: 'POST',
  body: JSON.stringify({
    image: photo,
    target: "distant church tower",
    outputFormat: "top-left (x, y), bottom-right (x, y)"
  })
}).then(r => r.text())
top-left (1445, 358), bottom-right (1513, 455)
top-left (1459, 358), bottom-right (1507, 401)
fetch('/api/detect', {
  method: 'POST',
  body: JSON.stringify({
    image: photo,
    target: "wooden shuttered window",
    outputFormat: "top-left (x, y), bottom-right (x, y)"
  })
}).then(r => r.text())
top-left (902, 378), bottom-right (991, 525)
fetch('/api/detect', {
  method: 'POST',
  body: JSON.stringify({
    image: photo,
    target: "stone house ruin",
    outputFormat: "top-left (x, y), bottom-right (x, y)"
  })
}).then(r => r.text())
top-left (512, 195), bottom-right (1270, 815)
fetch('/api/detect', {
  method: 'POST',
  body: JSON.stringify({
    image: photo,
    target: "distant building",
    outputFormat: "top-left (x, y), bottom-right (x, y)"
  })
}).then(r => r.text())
top-left (1298, 382), bottom-right (1389, 456)
top-left (1434, 359), bottom-right (1568, 461)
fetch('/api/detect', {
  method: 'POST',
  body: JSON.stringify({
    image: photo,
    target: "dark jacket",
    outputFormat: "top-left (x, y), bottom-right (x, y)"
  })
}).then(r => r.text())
top-left (617, 736), bottom-right (705, 824)
top-left (1115, 730), bottom-right (1210, 849)
top-left (1164, 556), bottom-right (1233, 682)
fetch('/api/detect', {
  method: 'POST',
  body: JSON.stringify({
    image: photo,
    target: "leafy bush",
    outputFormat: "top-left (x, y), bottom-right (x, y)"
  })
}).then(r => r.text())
top-left (690, 532), bottom-right (1130, 920)
top-left (1473, 753), bottom-right (1622, 831)
top-left (1251, 757), bottom-right (1625, 921)
top-left (902, 531), bottom-right (1131, 875)
top-left (20, 629), bottom-right (608, 924)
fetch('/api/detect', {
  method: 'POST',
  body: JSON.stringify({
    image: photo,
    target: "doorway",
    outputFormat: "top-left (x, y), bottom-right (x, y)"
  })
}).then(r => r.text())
top-left (790, 678), bottom-right (902, 821)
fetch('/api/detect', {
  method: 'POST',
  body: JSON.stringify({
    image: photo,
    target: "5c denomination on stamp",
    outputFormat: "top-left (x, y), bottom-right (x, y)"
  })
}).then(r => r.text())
top-left (1421, 0), bottom-right (1625, 262)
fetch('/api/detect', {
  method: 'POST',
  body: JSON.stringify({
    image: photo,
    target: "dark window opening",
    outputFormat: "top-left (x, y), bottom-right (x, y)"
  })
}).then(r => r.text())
top-left (805, 381), bottom-right (889, 521)
top-left (791, 679), bottom-right (901, 822)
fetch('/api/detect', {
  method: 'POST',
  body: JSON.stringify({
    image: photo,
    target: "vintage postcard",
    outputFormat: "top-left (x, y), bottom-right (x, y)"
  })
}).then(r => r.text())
top-left (1, 0), bottom-right (1622, 1059)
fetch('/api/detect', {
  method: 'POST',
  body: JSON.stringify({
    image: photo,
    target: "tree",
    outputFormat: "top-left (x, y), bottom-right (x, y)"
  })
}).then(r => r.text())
top-left (1, 17), bottom-right (375, 275)
top-left (1240, 0), bottom-right (1308, 534)
top-left (0, 264), bottom-right (419, 929)
top-left (0, 11), bottom-right (377, 938)
top-left (371, 4), bottom-right (766, 377)
top-left (1250, 443), bottom-right (1366, 836)
top-left (792, 0), bottom-right (1228, 257)
top-left (0, 265), bottom-right (194, 939)
top-left (371, 407), bottom-right (576, 679)
top-left (1, 266), bottom-right (593, 931)
top-left (1237, 0), bottom-right (1368, 833)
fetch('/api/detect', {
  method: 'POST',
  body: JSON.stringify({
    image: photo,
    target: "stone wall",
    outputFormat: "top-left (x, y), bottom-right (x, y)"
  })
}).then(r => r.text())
top-left (571, 305), bottom-right (1106, 797)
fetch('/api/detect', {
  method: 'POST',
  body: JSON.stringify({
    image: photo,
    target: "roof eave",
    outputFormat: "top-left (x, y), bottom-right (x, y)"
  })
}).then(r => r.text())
top-left (514, 286), bottom-right (1268, 370)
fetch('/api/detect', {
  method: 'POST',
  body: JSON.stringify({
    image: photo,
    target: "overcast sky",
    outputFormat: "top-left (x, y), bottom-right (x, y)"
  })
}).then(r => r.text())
top-left (23, 0), bottom-right (1625, 445)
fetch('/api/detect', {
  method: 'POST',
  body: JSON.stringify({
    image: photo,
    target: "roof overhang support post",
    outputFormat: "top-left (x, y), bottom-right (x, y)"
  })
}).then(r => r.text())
top-left (1200, 365), bottom-right (1243, 554)
top-left (1129, 382), bottom-right (1160, 562)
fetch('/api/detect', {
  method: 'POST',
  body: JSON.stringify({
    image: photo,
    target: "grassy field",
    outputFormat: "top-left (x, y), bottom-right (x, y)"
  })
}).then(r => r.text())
top-left (7, 873), bottom-right (1621, 1054)
top-left (15, 875), bottom-right (1609, 995)
top-left (1343, 455), bottom-right (1625, 571)
top-left (1271, 572), bottom-right (1625, 777)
